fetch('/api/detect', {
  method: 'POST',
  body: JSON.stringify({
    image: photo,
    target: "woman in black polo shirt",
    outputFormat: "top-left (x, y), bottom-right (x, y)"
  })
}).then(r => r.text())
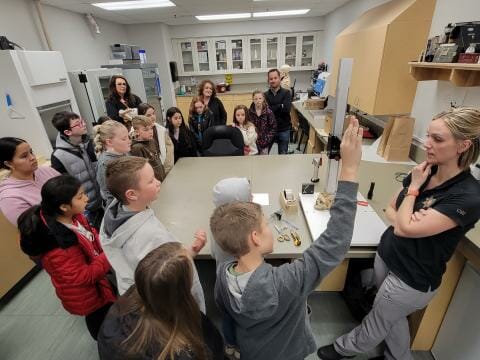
top-left (318, 107), bottom-right (480, 360)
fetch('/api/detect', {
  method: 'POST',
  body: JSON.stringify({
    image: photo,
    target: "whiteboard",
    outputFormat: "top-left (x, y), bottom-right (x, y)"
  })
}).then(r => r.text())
top-left (299, 192), bottom-right (386, 247)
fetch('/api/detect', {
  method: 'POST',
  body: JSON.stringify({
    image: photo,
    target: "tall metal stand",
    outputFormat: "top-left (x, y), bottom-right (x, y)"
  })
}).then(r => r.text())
top-left (325, 58), bottom-right (353, 194)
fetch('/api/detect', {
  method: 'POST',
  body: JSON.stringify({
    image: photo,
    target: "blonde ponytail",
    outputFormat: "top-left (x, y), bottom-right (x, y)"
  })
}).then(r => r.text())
top-left (434, 107), bottom-right (480, 170)
top-left (93, 120), bottom-right (126, 153)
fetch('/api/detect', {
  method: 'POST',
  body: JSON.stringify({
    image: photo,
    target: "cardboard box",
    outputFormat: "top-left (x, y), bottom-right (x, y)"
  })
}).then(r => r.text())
top-left (324, 112), bottom-right (333, 134)
top-left (304, 97), bottom-right (327, 110)
top-left (383, 145), bottom-right (413, 161)
top-left (377, 116), bottom-right (415, 161)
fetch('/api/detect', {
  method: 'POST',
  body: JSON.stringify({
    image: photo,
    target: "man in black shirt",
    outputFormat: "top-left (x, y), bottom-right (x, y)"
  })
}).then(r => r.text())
top-left (264, 69), bottom-right (292, 154)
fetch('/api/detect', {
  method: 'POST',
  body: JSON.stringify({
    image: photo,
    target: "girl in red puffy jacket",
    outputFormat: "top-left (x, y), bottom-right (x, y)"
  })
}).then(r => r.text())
top-left (18, 174), bottom-right (116, 340)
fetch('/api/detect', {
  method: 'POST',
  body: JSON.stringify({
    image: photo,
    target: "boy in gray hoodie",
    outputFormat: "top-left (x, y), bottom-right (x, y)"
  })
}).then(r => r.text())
top-left (211, 177), bottom-right (252, 359)
top-left (210, 118), bottom-right (363, 360)
top-left (211, 177), bottom-right (252, 266)
top-left (100, 156), bottom-right (207, 313)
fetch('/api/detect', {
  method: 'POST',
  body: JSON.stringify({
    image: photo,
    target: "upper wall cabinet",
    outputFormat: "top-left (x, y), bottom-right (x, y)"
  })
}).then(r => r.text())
top-left (178, 40), bottom-right (195, 74)
top-left (229, 37), bottom-right (247, 72)
top-left (214, 39), bottom-right (228, 72)
top-left (195, 40), bottom-right (211, 73)
top-left (281, 32), bottom-right (318, 70)
top-left (249, 36), bottom-right (264, 70)
top-left (173, 32), bottom-right (321, 76)
top-left (328, 0), bottom-right (436, 115)
top-left (266, 36), bottom-right (280, 70)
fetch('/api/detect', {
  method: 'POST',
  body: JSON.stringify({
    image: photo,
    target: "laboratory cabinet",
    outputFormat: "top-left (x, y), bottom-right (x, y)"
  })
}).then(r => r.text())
top-left (173, 32), bottom-right (321, 76)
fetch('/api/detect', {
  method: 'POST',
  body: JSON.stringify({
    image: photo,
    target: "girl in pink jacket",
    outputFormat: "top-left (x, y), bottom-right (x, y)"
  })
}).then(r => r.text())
top-left (0, 137), bottom-right (59, 227)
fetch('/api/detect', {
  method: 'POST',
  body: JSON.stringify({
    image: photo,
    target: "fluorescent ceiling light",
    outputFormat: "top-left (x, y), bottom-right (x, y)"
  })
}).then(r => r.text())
top-left (253, 9), bottom-right (310, 17)
top-left (92, 0), bottom-right (175, 11)
top-left (196, 13), bottom-right (251, 21)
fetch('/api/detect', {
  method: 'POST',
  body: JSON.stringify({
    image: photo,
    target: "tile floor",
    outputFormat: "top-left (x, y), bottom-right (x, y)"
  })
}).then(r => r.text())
top-left (0, 260), bottom-right (434, 360)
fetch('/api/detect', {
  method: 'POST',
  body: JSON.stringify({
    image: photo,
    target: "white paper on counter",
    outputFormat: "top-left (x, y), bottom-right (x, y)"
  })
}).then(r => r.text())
top-left (252, 193), bottom-right (269, 206)
top-left (299, 192), bottom-right (386, 247)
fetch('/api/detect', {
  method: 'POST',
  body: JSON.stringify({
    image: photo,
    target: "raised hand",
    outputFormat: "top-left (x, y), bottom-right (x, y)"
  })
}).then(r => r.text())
top-left (339, 116), bottom-right (363, 182)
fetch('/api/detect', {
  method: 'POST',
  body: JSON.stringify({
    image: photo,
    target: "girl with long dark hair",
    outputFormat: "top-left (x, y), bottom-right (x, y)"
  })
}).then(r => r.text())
top-left (165, 107), bottom-right (198, 162)
top-left (98, 242), bottom-right (224, 360)
top-left (18, 175), bottom-right (116, 340)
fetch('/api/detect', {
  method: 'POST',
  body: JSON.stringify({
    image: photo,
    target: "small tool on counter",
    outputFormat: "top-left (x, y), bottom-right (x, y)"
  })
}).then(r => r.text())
top-left (273, 224), bottom-right (283, 234)
top-left (290, 230), bottom-right (301, 247)
top-left (272, 209), bottom-right (300, 230)
top-left (367, 182), bottom-right (375, 200)
top-left (277, 234), bottom-right (290, 242)
top-left (311, 157), bottom-right (322, 183)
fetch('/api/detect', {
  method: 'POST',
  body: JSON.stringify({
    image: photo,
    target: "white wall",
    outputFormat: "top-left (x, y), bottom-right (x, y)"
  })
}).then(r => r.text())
top-left (320, 0), bottom-right (391, 67)
top-left (0, 0), bottom-right (128, 71)
top-left (126, 23), bottom-right (176, 110)
top-left (169, 17), bottom-right (325, 39)
top-left (41, 5), bottom-right (129, 71)
top-left (410, 0), bottom-right (480, 142)
top-left (0, 0), bottom-right (45, 51)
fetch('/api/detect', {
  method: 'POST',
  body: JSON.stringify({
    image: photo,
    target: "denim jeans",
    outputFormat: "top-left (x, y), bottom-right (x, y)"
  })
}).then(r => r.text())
top-left (276, 129), bottom-right (291, 154)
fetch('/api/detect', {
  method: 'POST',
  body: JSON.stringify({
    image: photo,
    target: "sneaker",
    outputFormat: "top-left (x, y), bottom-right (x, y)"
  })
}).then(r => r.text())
top-left (317, 344), bottom-right (355, 360)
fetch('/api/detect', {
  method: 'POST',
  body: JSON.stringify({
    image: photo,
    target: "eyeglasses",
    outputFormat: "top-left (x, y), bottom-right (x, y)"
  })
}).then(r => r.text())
top-left (70, 118), bottom-right (86, 129)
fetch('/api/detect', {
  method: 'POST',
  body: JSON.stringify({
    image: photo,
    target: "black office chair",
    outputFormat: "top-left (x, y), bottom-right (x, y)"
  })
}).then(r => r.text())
top-left (296, 114), bottom-right (310, 154)
top-left (202, 125), bottom-right (244, 157)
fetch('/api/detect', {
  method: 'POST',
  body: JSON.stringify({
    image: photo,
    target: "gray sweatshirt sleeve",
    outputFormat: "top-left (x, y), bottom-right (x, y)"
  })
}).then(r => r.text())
top-left (275, 181), bottom-right (358, 296)
top-left (97, 158), bottom-right (114, 207)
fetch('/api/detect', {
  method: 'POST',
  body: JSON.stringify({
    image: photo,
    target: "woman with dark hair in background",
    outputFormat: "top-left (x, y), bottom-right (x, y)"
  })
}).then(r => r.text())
top-left (105, 75), bottom-right (143, 127)
top-left (0, 137), bottom-right (59, 227)
top-left (98, 242), bottom-right (224, 360)
top-left (198, 79), bottom-right (227, 126)
top-left (165, 107), bottom-right (197, 162)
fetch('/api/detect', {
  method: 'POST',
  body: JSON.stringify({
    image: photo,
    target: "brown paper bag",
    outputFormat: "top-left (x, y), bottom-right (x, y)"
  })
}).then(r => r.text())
top-left (377, 116), bottom-right (415, 161)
